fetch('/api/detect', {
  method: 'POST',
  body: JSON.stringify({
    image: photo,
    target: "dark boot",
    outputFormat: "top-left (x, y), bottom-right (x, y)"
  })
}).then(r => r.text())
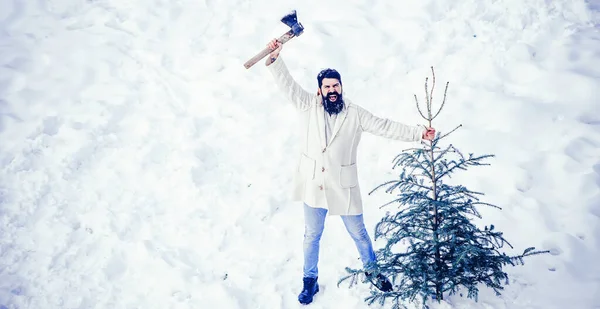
top-left (298, 277), bottom-right (319, 305)
top-left (366, 272), bottom-right (392, 292)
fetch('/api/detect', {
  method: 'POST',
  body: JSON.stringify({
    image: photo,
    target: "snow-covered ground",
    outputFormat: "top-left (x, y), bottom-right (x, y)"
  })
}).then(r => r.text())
top-left (1, 0), bottom-right (599, 308)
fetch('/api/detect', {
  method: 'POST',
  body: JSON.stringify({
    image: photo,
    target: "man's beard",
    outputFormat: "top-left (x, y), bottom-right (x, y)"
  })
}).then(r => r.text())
top-left (323, 91), bottom-right (344, 115)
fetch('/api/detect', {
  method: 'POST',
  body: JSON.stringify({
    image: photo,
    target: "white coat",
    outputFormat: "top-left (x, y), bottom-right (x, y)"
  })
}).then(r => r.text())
top-left (267, 57), bottom-right (424, 215)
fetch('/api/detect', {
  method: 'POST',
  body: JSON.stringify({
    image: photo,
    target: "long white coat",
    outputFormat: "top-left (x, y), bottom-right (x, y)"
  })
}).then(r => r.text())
top-left (267, 57), bottom-right (424, 215)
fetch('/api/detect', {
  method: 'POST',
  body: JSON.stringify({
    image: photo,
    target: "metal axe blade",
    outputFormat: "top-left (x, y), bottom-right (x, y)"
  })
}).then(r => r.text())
top-left (281, 10), bottom-right (304, 36)
top-left (243, 10), bottom-right (305, 69)
top-left (280, 10), bottom-right (299, 27)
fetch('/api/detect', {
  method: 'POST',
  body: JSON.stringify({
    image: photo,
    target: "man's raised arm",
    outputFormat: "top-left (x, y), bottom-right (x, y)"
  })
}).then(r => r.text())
top-left (265, 39), bottom-right (313, 111)
top-left (356, 104), bottom-right (426, 142)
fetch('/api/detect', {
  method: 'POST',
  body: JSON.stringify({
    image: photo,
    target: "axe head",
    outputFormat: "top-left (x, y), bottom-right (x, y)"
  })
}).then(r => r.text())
top-left (281, 10), bottom-right (304, 36)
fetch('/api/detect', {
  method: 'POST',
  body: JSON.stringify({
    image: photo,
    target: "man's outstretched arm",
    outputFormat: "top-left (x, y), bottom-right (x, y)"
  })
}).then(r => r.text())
top-left (357, 105), bottom-right (431, 142)
top-left (265, 39), bottom-right (313, 111)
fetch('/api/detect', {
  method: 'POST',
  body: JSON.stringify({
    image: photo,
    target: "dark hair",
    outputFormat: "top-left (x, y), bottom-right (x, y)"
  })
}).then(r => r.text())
top-left (317, 68), bottom-right (342, 88)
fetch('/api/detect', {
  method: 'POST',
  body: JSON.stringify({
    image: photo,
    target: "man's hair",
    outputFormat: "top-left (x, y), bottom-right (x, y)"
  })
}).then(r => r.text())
top-left (317, 68), bottom-right (342, 88)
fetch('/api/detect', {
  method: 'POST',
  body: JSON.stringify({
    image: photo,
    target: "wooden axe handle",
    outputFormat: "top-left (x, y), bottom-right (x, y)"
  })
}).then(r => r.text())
top-left (244, 30), bottom-right (295, 69)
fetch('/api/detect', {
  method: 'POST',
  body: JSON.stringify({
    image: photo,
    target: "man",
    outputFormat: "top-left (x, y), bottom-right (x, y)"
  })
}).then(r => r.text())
top-left (265, 39), bottom-right (436, 305)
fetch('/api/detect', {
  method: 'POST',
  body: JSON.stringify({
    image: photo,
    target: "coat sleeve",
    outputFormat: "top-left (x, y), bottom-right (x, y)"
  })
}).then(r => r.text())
top-left (267, 56), bottom-right (313, 111)
top-left (356, 105), bottom-right (424, 142)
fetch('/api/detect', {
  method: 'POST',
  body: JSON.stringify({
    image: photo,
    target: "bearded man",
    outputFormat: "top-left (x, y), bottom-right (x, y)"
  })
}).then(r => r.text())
top-left (265, 39), bottom-right (436, 305)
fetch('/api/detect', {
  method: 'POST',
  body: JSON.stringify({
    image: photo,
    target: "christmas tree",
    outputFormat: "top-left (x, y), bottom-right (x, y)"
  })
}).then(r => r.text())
top-left (338, 68), bottom-right (549, 309)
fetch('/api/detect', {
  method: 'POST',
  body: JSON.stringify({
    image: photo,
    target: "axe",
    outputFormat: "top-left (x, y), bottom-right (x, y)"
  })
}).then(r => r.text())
top-left (243, 10), bottom-right (304, 69)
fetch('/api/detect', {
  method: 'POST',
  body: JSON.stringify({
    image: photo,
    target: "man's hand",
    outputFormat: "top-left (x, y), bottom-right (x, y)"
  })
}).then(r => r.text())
top-left (422, 127), bottom-right (436, 141)
top-left (266, 39), bottom-right (282, 64)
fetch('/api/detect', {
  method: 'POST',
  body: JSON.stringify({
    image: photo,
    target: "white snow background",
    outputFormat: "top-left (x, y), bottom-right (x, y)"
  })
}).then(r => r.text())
top-left (1, 0), bottom-right (599, 308)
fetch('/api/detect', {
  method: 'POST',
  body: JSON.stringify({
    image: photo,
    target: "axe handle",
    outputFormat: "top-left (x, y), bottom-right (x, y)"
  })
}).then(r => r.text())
top-left (244, 30), bottom-right (295, 69)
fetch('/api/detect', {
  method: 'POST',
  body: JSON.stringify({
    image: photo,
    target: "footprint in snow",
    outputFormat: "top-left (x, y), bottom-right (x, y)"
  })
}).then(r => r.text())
top-left (42, 116), bottom-right (61, 136)
top-left (564, 136), bottom-right (598, 164)
top-left (0, 101), bottom-right (23, 135)
top-left (594, 162), bottom-right (600, 188)
top-left (0, 0), bottom-right (25, 28)
top-left (104, 254), bottom-right (128, 281)
top-left (578, 112), bottom-right (600, 128)
top-left (589, 163), bottom-right (600, 218)
top-left (193, 117), bottom-right (213, 138)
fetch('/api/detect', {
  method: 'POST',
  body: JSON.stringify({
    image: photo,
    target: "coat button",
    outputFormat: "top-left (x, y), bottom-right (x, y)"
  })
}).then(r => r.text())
top-left (321, 167), bottom-right (325, 172)
top-left (319, 185), bottom-right (323, 190)
top-left (322, 148), bottom-right (326, 153)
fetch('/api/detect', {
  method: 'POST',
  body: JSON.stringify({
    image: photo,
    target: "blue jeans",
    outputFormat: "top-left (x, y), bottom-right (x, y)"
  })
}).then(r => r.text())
top-left (303, 203), bottom-right (377, 278)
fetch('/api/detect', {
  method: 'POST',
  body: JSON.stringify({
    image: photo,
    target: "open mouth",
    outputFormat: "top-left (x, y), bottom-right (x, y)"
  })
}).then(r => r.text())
top-left (328, 94), bottom-right (337, 101)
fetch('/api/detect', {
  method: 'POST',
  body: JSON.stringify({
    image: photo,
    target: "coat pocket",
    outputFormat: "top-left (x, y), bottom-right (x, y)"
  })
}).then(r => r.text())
top-left (339, 163), bottom-right (358, 188)
top-left (299, 153), bottom-right (316, 180)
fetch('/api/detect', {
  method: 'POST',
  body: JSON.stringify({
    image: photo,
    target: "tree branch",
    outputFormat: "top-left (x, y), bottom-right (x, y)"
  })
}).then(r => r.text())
top-left (415, 94), bottom-right (428, 121)
top-left (438, 124), bottom-right (462, 140)
top-left (432, 81), bottom-right (449, 120)
top-left (429, 66), bottom-right (435, 119)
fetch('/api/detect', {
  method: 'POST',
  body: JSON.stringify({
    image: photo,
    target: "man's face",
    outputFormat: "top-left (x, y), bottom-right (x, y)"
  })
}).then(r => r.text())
top-left (320, 78), bottom-right (342, 102)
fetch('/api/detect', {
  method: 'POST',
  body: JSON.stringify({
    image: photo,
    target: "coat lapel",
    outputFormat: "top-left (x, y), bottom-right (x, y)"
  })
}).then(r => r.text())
top-left (315, 96), bottom-right (327, 150)
top-left (328, 103), bottom-right (348, 146)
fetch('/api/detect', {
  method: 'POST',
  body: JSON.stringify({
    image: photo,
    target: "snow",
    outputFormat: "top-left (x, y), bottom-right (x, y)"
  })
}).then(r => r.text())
top-left (1, 0), bottom-right (599, 308)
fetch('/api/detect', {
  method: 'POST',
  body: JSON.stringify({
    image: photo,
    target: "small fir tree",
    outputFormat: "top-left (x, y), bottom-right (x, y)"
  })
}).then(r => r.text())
top-left (339, 68), bottom-right (549, 309)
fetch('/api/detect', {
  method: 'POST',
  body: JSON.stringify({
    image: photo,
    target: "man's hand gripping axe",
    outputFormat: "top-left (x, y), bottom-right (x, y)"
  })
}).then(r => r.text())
top-left (243, 10), bottom-right (304, 69)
